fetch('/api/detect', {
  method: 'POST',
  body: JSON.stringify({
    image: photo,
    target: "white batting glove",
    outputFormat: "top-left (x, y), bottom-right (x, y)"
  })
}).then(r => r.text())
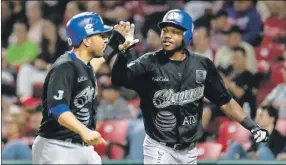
top-left (251, 127), bottom-right (269, 143)
top-left (125, 22), bottom-right (140, 46)
top-left (118, 21), bottom-right (139, 53)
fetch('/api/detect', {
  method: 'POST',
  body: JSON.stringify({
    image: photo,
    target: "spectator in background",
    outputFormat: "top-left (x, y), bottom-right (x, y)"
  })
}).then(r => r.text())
top-left (97, 84), bottom-right (133, 121)
top-left (16, 55), bottom-right (48, 98)
top-left (226, 106), bottom-right (286, 160)
top-left (210, 10), bottom-right (231, 49)
top-left (86, 1), bottom-right (104, 16)
top-left (261, 1), bottom-right (286, 46)
top-left (203, 47), bottom-right (257, 130)
top-left (41, 19), bottom-right (68, 63)
top-left (262, 61), bottom-right (286, 118)
top-left (6, 21), bottom-right (38, 67)
top-left (226, 0), bottom-right (263, 46)
top-left (184, 0), bottom-right (213, 21)
top-left (2, 1), bottom-right (26, 48)
top-left (222, 47), bottom-right (256, 118)
top-left (139, 0), bottom-right (169, 38)
top-left (101, 0), bottom-right (131, 24)
top-left (25, 1), bottom-right (44, 47)
top-left (58, 1), bottom-right (82, 42)
top-left (215, 25), bottom-right (257, 74)
top-left (191, 26), bottom-right (214, 61)
top-left (2, 1), bottom-right (13, 48)
top-left (1, 48), bottom-right (17, 96)
top-left (2, 114), bottom-right (31, 160)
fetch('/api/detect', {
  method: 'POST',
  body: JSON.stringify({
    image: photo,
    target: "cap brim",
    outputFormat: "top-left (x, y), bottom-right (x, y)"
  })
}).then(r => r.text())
top-left (99, 25), bottom-right (113, 33)
top-left (90, 25), bottom-right (113, 35)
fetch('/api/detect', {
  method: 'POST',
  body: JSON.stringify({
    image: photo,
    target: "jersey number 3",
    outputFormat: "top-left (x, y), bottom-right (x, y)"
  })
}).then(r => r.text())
top-left (53, 90), bottom-right (64, 100)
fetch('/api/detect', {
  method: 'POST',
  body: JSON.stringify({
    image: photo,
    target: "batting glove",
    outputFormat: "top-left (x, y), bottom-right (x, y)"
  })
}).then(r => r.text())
top-left (251, 126), bottom-right (269, 143)
top-left (119, 22), bottom-right (139, 53)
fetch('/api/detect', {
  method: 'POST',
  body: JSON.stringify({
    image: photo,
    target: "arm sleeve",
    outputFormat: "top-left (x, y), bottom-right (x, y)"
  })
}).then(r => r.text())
top-left (111, 53), bottom-right (152, 88)
top-left (204, 58), bottom-right (232, 107)
top-left (46, 63), bottom-right (75, 119)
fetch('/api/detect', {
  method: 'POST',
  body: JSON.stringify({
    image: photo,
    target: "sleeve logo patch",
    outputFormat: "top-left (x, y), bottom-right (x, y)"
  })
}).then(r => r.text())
top-left (196, 70), bottom-right (207, 84)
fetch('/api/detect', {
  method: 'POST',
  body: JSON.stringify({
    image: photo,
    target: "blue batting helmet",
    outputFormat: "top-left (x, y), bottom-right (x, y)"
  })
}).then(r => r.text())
top-left (158, 9), bottom-right (194, 46)
top-left (66, 12), bottom-right (113, 47)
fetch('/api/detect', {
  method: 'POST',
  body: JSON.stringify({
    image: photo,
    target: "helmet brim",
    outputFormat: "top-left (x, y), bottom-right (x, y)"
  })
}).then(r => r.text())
top-left (158, 21), bottom-right (187, 31)
top-left (88, 25), bottom-right (113, 37)
top-left (95, 25), bottom-right (113, 34)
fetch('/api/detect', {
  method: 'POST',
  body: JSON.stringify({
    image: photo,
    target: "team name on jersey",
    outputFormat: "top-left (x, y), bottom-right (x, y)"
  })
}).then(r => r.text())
top-left (153, 86), bottom-right (204, 108)
top-left (74, 86), bottom-right (96, 108)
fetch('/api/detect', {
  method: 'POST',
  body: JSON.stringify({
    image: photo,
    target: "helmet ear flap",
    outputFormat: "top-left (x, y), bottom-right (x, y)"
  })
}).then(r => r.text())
top-left (183, 30), bottom-right (193, 46)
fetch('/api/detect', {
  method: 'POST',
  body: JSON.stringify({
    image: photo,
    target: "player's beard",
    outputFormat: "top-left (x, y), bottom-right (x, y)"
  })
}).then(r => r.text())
top-left (164, 41), bottom-right (185, 58)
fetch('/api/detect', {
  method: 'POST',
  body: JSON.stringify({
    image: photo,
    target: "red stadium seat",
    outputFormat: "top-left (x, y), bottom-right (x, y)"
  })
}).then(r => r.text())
top-left (216, 121), bottom-right (250, 152)
top-left (270, 61), bottom-right (284, 84)
top-left (205, 117), bottom-right (231, 135)
top-left (255, 43), bottom-right (284, 63)
top-left (197, 142), bottom-right (223, 160)
top-left (276, 119), bottom-right (286, 136)
top-left (95, 120), bottom-right (129, 160)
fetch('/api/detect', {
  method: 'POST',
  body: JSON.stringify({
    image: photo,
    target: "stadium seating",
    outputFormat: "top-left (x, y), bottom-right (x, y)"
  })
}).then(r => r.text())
top-left (255, 43), bottom-right (284, 63)
top-left (197, 142), bottom-right (223, 160)
top-left (216, 121), bottom-right (250, 152)
top-left (95, 120), bottom-right (129, 160)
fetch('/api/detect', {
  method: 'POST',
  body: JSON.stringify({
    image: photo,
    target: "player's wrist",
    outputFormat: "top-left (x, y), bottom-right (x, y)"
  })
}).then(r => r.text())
top-left (78, 126), bottom-right (90, 136)
top-left (240, 116), bottom-right (258, 131)
top-left (103, 31), bottom-right (126, 61)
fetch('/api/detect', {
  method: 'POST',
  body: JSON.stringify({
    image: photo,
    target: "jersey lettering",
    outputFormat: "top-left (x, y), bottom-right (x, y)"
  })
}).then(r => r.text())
top-left (153, 86), bottom-right (205, 108)
top-left (53, 90), bottom-right (64, 100)
top-left (182, 115), bottom-right (197, 126)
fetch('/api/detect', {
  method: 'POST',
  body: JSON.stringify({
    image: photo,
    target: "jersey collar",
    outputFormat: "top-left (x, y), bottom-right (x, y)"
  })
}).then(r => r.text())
top-left (67, 51), bottom-right (93, 69)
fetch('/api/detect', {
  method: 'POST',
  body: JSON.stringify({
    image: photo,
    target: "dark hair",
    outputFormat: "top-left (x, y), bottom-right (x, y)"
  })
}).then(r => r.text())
top-left (224, 25), bottom-right (242, 35)
top-left (213, 9), bottom-right (228, 19)
top-left (232, 46), bottom-right (246, 56)
top-left (261, 105), bottom-right (278, 126)
top-left (195, 26), bottom-right (210, 38)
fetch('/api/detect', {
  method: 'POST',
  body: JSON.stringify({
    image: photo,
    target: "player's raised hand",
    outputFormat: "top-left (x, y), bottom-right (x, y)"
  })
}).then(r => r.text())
top-left (251, 127), bottom-right (269, 143)
top-left (114, 21), bottom-right (139, 53)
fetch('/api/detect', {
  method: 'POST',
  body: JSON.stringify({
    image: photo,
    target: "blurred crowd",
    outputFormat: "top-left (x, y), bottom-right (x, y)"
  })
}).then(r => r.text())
top-left (1, 0), bottom-right (286, 162)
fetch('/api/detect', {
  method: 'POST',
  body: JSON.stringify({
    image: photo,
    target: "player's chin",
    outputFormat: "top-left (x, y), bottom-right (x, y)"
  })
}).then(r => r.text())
top-left (163, 45), bottom-right (176, 51)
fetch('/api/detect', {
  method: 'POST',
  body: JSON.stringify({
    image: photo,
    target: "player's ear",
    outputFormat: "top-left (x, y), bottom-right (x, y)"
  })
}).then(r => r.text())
top-left (82, 38), bottom-right (90, 47)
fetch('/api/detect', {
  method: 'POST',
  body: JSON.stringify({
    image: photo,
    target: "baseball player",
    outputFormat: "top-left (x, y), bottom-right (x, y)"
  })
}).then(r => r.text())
top-left (32, 12), bottom-right (134, 164)
top-left (111, 9), bottom-right (269, 164)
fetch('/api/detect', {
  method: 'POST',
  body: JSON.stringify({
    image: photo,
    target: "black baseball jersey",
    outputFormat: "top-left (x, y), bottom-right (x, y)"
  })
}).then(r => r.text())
top-left (38, 52), bottom-right (98, 141)
top-left (112, 49), bottom-right (232, 143)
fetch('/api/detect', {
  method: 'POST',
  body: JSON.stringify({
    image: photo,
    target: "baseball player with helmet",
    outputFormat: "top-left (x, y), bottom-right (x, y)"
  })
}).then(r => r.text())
top-left (32, 12), bottom-right (136, 164)
top-left (111, 9), bottom-right (269, 164)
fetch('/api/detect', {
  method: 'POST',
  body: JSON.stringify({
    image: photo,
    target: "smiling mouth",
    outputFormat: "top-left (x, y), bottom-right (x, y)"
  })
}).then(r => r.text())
top-left (163, 40), bottom-right (173, 46)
